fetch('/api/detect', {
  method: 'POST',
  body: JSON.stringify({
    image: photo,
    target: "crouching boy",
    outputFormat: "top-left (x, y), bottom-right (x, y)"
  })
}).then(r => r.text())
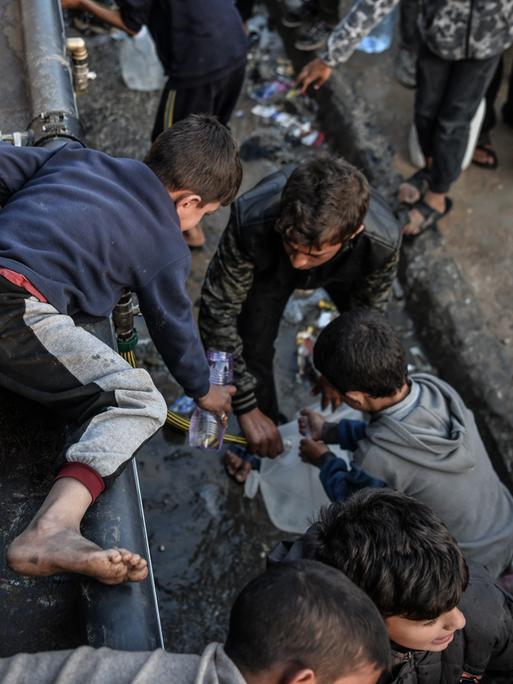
top-left (275, 490), bottom-right (513, 683)
top-left (0, 115), bottom-right (240, 585)
top-left (299, 309), bottom-right (513, 579)
top-left (0, 560), bottom-right (390, 684)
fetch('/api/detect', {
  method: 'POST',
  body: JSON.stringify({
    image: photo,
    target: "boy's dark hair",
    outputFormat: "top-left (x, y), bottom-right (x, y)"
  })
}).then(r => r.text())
top-left (314, 308), bottom-right (407, 397)
top-left (224, 559), bottom-right (390, 680)
top-left (144, 114), bottom-right (242, 206)
top-left (304, 489), bottom-right (469, 620)
top-left (276, 157), bottom-right (369, 248)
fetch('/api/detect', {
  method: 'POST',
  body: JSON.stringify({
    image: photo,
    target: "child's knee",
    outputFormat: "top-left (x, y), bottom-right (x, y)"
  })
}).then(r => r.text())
top-left (133, 368), bottom-right (168, 427)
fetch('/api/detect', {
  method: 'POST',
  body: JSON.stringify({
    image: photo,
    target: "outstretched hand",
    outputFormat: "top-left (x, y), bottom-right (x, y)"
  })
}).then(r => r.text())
top-left (312, 375), bottom-right (344, 412)
top-left (299, 438), bottom-right (330, 467)
top-left (239, 408), bottom-right (284, 458)
top-left (196, 384), bottom-right (236, 424)
top-left (297, 58), bottom-right (333, 95)
top-left (298, 408), bottom-right (325, 440)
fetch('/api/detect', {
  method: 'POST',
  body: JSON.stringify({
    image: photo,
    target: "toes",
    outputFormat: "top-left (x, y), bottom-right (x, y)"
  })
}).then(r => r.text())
top-left (127, 564), bottom-right (149, 582)
top-left (108, 549), bottom-right (123, 563)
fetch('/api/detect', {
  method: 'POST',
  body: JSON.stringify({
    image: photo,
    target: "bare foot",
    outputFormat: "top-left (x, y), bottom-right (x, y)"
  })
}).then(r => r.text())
top-left (225, 450), bottom-right (251, 484)
top-left (402, 192), bottom-right (447, 237)
top-left (7, 526), bottom-right (147, 585)
top-left (398, 180), bottom-right (422, 205)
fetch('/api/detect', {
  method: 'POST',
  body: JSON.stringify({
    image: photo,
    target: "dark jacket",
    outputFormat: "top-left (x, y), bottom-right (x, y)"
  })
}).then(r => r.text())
top-left (322, 0), bottom-right (513, 66)
top-left (269, 541), bottom-right (513, 684)
top-left (0, 142), bottom-right (209, 398)
top-left (119, 0), bottom-right (248, 88)
top-left (198, 165), bottom-right (401, 414)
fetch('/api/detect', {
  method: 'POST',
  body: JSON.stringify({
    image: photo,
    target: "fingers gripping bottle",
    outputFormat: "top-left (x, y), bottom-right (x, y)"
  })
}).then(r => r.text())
top-left (189, 351), bottom-right (233, 450)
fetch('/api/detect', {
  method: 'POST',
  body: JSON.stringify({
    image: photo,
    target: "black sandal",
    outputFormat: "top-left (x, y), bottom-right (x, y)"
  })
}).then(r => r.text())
top-left (472, 144), bottom-right (499, 170)
top-left (398, 168), bottom-right (431, 204)
top-left (400, 197), bottom-right (453, 241)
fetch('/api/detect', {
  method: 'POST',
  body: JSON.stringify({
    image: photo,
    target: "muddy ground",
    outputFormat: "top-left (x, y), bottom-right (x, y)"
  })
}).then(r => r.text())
top-left (76, 15), bottom-right (432, 651)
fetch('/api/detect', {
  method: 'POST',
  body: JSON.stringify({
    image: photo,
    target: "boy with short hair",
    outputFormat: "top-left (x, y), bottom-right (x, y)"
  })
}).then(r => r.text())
top-left (0, 560), bottom-right (391, 684)
top-left (199, 157), bottom-right (401, 463)
top-left (300, 489), bottom-right (513, 684)
top-left (299, 308), bottom-right (513, 578)
top-left (0, 114), bottom-right (240, 586)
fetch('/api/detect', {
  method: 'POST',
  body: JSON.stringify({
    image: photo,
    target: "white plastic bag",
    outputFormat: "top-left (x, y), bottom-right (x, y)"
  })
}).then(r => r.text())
top-left (118, 26), bottom-right (166, 92)
top-left (244, 403), bottom-right (362, 534)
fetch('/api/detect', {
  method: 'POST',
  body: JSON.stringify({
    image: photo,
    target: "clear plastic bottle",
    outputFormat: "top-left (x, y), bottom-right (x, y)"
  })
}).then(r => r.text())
top-left (189, 351), bottom-right (234, 451)
top-left (356, 7), bottom-right (397, 54)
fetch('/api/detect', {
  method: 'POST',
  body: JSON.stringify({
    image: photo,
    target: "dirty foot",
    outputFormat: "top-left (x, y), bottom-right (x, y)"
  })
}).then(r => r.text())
top-left (225, 449), bottom-right (252, 484)
top-left (402, 192), bottom-right (450, 238)
top-left (398, 180), bottom-right (422, 205)
top-left (7, 526), bottom-right (147, 585)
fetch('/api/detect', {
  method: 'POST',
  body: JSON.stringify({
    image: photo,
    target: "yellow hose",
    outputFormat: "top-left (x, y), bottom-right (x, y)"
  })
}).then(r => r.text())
top-left (119, 349), bottom-right (247, 447)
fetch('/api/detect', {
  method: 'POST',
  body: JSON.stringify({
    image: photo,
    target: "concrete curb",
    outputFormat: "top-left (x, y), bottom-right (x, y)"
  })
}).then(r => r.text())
top-left (268, 3), bottom-right (513, 487)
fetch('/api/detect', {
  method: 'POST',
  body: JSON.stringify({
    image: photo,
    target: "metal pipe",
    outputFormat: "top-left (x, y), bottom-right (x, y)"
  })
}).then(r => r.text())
top-left (20, 0), bottom-right (83, 145)
top-left (66, 37), bottom-right (91, 94)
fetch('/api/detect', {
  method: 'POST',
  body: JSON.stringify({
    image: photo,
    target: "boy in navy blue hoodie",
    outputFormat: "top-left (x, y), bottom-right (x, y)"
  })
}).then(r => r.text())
top-left (0, 114), bottom-right (241, 585)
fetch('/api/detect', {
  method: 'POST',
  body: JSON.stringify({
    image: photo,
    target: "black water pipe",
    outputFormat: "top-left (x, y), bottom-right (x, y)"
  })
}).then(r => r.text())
top-left (20, 0), bottom-right (83, 146)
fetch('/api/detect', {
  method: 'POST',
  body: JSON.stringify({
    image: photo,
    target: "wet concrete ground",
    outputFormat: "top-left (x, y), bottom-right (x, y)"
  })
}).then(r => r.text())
top-left (76, 17), bottom-right (431, 651)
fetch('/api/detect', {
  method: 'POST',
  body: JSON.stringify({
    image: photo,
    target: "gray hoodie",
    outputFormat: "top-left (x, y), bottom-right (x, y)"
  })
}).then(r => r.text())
top-left (355, 373), bottom-right (513, 578)
top-left (0, 643), bottom-right (245, 684)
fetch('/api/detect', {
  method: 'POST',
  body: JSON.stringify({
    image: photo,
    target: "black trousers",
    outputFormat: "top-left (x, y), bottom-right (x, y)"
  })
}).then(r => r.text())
top-left (151, 63), bottom-right (246, 141)
top-left (399, 0), bottom-right (420, 52)
top-left (415, 44), bottom-right (501, 193)
top-left (238, 273), bottom-right (354, 423)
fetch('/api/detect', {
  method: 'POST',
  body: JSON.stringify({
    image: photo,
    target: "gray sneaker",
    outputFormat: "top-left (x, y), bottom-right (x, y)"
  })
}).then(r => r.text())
top-left (294, 21), bottom-right (332, 51)
top-left (394, 47), bottom-right (417, 89)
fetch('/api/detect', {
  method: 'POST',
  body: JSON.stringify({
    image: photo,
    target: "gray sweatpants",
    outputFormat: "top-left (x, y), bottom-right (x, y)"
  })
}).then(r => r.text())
top-left (0, 278), bottom-right (167, 487)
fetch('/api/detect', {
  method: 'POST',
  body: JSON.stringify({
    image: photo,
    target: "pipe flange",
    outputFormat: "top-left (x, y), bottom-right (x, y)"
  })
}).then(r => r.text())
top-left (29, 111), bottom-right (84, 147)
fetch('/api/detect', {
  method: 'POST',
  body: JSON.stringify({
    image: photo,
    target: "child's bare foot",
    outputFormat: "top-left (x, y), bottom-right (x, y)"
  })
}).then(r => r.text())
top-left (225, 449), bottom-right (252, 484)
top-left (7, 525), bottom-right (147, 585)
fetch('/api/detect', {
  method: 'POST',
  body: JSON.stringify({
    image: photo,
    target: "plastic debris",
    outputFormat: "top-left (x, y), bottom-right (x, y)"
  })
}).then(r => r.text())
top-left (169, 394), bottom-right (196, 415)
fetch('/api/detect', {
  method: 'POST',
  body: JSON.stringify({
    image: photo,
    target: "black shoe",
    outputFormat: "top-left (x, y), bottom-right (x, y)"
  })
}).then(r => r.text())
top-left (394, 47), bottom-right (417, 89)
top-left (281, 2), bottom-right (319, 28)
top-left (294, 21), bottom-right (332, 51)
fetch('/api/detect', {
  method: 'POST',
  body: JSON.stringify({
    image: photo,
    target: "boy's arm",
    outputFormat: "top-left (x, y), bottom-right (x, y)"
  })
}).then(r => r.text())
top-left (348, 249), bottom-right (399, 312)
top-left (319, 454), bottom-right (388, 502)
top-left (61, 0), bottom-right (139, 34)
top-left (297, 0), bottom-right (401, 92)
top-left (320, 0), bottom-right (401, 67)
top-left (324, 418), bottom-right (367, 451)
top-left (0, 143), bottom-right (53, 205)
top-left (198, 211), bottom-right (257, 415)
top-left (137, 256), bottom-right (210, 400)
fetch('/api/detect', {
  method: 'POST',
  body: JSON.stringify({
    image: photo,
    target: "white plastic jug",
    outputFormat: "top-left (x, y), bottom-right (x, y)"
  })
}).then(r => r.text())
top-left (118, 26), bottom-right (166, 92)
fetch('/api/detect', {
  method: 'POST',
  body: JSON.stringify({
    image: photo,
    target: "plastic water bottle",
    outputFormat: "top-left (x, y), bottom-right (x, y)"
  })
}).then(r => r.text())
top-left (189, 351), bottom-right (234, 451)
top-left (356, 7), bottom-right (397, 54)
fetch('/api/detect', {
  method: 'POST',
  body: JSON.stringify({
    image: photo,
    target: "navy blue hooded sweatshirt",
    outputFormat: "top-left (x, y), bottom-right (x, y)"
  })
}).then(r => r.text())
top-left (0, 142), bottom-right (210, 399)
top-left (119, 0), bottom-right (248, 88)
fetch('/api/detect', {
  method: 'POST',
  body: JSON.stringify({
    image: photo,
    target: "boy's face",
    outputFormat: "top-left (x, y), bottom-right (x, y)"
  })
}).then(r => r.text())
top-left (385, 607), bottom-right (466, 652)
top-left (282, 239), bottom-right (343, 270)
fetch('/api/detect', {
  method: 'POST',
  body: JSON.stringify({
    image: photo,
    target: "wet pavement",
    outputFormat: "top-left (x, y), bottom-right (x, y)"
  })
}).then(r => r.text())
top-left (73, 10), bottom-right (432, 651)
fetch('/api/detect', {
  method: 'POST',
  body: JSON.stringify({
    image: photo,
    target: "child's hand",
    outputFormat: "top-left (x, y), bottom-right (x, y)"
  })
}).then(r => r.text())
top-left (298, 409), bottom-right (325, 440)
top-left (299, 438), bottom-right (330, 467)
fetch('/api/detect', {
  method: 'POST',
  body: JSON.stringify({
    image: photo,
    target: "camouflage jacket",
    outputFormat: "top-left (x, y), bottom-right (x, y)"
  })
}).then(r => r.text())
top-left (198, 167), bottom-right (401, 414)
top-left (321, 0), bottom-right (513, 66)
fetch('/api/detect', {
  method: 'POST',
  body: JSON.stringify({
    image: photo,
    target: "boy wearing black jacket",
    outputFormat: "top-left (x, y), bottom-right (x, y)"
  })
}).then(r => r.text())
top-left (271, 489), bottom-right (513, 684)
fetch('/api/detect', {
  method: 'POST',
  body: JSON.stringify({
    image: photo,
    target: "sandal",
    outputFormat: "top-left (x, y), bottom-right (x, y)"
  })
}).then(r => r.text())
top-left (472, 144), bottom-right (499, 170)
top-left (398, 168), bottom-right (431, 205)
top-left (400, 196), bottom-right (453, 241)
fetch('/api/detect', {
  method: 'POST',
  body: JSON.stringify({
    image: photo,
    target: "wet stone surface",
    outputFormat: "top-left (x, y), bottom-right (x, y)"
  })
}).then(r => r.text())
top-left (76, 12), bottom-right (432, 651)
